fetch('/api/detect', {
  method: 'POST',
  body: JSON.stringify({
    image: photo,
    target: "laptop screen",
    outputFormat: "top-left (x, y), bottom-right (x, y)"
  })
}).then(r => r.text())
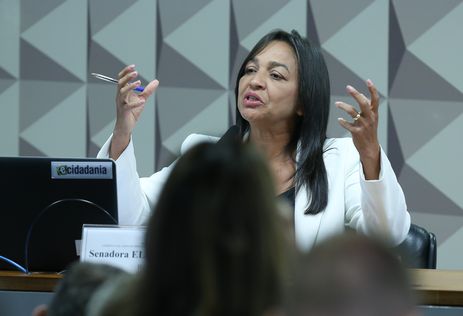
top-left (0, 157), bottom-right (118, 272)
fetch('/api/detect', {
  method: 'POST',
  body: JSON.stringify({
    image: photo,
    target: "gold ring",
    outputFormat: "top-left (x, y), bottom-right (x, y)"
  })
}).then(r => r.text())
top-left (353, 112), bottom-right (361, 121)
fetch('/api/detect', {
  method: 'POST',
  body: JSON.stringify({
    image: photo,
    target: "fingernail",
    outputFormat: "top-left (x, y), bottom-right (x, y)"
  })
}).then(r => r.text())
top-left (346, 85), bottom-right (355, 92)
top-left (337, 117), bottom-right (344, 122)
top-left (335, 101), bottom-right (341, 107)
top-left (131, 71), bottom-right (137, 77)
top-left (129, 64), bottom-right (135, 69)
top-left (366, 79), bottom-right (373, 86)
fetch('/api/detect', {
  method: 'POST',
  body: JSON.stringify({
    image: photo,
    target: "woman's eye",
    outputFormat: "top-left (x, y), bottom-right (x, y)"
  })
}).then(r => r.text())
top-left (270, 73), bottom-right (283, 80)
top-left (244, 67), bottom-right (256, 74)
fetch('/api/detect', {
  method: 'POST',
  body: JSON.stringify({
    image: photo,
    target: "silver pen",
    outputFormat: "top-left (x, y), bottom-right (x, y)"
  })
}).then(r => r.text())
top-left (91, 73), bottom-right (145, 92)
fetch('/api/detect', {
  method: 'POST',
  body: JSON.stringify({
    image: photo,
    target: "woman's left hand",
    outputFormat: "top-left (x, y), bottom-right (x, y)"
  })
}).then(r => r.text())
top-left (336, 79), bottom-right (381, 180)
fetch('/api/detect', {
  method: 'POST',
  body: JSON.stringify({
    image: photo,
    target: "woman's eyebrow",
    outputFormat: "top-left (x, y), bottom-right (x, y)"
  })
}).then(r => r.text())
top-left (268, 61), bottom-right (289, 72)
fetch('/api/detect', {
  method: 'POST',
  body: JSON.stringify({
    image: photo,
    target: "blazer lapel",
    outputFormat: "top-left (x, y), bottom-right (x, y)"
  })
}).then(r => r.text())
top-left (294, 186), bottom-right (324, 251)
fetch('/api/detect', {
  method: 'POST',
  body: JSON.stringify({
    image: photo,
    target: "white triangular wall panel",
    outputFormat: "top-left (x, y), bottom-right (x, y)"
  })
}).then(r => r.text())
top-left (164, 0), bottom-right (230, 89)
top-left (323, 0), bottom-right (389, 96)
top-left (20, 85), bottom-right (87, 157)
top-left (93, 0), bottom-right (156, 81)
top-left (408, 2), bottom-right (463, 93)
top-left (21, 0), bottom-right (87, 81)
top-left (241, 0), bottom-right (307, 51)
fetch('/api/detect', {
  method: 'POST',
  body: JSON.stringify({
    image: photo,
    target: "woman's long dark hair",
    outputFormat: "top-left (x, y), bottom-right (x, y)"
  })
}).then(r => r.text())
top-left (138, 142), bottom-right (286, 316)
top-left (235, 30), bottom-right (331, 214)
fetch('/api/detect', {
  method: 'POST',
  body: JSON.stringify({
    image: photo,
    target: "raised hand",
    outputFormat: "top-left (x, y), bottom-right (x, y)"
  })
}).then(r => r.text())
top-left (335, 80), bottom-right (381, 180)
top-left (111, 65), bottom-right (159, 160)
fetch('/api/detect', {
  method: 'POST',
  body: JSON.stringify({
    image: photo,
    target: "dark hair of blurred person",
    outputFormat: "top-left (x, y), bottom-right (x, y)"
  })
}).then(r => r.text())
top-left (284, 233), bottom-right (419, 316)
top-left (86, 274), bottom-right (139, 316)
top-left (136, 141), bottom-right (288, 316)
top-left (32, 262), bottom-right (128, 316)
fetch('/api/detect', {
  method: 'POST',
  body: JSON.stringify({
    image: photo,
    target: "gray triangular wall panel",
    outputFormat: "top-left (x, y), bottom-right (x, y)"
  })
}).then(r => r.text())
top-left (389, 51), bottom-right (463, 101)
top-left (88, 0), bottom-right (137, 35)
top-left (399, 164), bottom-right (462, 216)
top-left (232, 0), bottom-right (290, 40)
top-left (19, 80), bottom-right (82, 131)
top-left (158, 43), bottom-right (224, 90)
top-left (20, 0), bottom-right (65, 32)
top-left (19, 137), bottom-right (46, 156)
top-left (310, 0), bottom-right (373, 44)
top-left (157, 87), bottom-right (224, 138)
top-left (158, 0), bottom-right (212, 37)
top-left (392, 0), bottom-right (461, 45)
top-left (20, 39), bottom-right (82, 82)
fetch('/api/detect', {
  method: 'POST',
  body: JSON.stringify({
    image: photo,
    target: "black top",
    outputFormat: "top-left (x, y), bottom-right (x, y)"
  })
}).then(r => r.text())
top-left (278, 186), bottom-right (295, 209)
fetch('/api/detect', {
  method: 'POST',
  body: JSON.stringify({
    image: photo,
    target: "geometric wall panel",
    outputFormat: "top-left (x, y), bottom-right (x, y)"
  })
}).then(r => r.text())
top-left (408, 2), bottom-right (463, 93)
top-left (240, 0), bottom-right (307, 51)
top-left (323, 0), bottom-right (389, 96)
top-left (389, 99), bottom-right (463, 159)
top-left (0, 82), bottom-right (19, 155)
top-left (407, 113), bottom-right (463, 210)
top-left (164, 0), bottom-right (230, 88)
top-left (162, 92), bottom-right (228, 154)
top-left (232, 0), bottom-right (290, 40)
top-left (21, 0), bottom-right (87, 82)
top-left (310, 0), bottom-right (373, 43)
top-left (92, 0), bottom-right (156, 83)
top-left (392, 0), bottom-right (462, 46)
top-left (158, 0), bottom-right (211, 37)
top-left (20, 85), bottom-right (87, 157)
top-left (0, 0), bottom-right (20, 78)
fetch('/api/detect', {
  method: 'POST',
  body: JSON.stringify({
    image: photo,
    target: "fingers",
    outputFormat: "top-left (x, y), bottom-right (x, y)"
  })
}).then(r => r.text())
top-left (118, 64), bottom-right (135, 79)
top-left (346, 85), bottom-right (371, 115)
top-left (119, 70), bottom-right (138, 88)
top-left (337, 117), bottom-right (359, 133)
top-left (120, 80), bottom-right (142, 96)
top-left (335, 101), bottom-right (360, 119)
top-left (366, 79), bottom-right (380, 114)
top-left (140, 79), bottom-right (160, 98)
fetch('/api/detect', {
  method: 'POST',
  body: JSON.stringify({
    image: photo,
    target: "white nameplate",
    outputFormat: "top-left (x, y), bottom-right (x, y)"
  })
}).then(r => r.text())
top-left (80, 225), bottom-right (146, 273)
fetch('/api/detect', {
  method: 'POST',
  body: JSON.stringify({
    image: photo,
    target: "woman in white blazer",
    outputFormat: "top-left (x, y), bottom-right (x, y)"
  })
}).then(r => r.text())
top-left (98, 29), bottom-right (410, 251)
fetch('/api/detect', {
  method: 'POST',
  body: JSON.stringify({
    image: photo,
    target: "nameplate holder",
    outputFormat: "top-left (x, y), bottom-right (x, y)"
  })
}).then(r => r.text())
top-left (80, 225), bottom-right (146, 273)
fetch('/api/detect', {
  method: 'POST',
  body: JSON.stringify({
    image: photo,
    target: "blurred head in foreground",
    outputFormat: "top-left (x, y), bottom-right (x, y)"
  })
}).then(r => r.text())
top-left (32, 262), bottom-right (128, 316)
top-left (284, 233), bottom-right (419, 316)
top-left (138, 141), bottom-right (289, 316)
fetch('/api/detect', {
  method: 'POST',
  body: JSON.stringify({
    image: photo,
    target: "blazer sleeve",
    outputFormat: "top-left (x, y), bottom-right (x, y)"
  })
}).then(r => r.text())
top-left (96, 133), bottom-right (219, 226)
top-left (97, 135), bottom-right (174, 225)
top-left (344, 140), bottom-right (411, 246)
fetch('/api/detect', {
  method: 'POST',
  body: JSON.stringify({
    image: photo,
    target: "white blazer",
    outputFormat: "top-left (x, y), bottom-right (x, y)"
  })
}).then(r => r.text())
top-left (98, 133), bottom-right (410, 251)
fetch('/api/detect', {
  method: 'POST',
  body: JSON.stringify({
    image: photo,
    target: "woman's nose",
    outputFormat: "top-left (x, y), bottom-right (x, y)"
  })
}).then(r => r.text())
top-left (249, 73), bottom-right (265, 90)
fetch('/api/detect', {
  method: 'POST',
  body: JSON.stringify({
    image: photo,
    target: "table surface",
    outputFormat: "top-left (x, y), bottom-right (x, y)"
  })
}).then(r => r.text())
top-left (1, 269), bottom-right (463, 306)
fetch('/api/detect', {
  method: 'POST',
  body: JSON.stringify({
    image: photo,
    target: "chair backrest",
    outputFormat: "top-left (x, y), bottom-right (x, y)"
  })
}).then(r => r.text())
top-left (395, 223), bottom-right (436, 269)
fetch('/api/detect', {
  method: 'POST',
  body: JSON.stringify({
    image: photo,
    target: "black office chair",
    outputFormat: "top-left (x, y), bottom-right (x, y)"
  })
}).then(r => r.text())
top-left (395, 223), bottom-right (437, 269)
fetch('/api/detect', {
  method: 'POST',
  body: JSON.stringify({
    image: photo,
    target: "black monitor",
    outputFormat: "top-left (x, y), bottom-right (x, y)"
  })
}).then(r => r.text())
top-left (0, 157), bottom-right (118, 272)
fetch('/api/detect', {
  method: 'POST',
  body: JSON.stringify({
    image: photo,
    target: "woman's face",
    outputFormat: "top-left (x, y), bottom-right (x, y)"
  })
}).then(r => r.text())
top-left (238, 41), bottom-right (301, 128)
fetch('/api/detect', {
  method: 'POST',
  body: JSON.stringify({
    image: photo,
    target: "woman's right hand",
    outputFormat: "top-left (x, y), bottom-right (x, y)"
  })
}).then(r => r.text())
top-left (111, 65), bottom-right (159, 160)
